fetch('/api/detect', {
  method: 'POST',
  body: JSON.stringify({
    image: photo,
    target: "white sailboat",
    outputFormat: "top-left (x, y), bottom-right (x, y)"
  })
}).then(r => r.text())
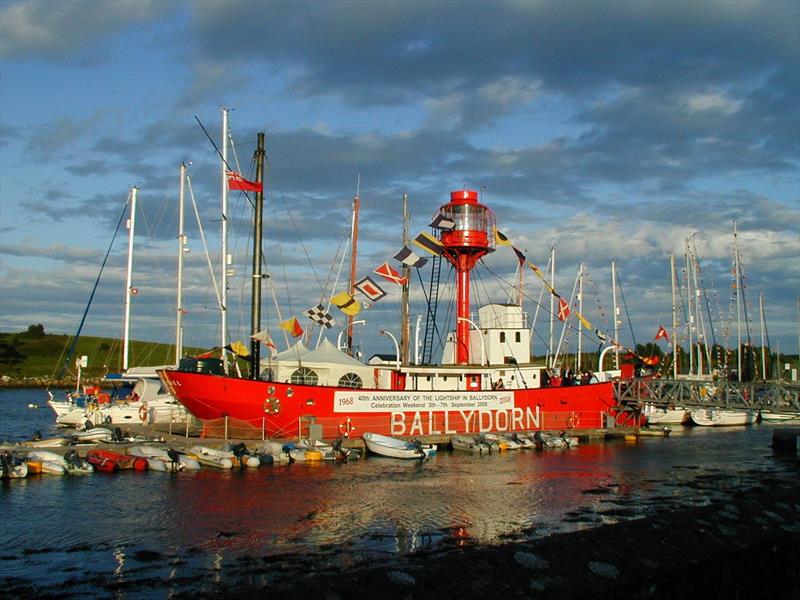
top-left (691, 221), bottom-right (755, 427)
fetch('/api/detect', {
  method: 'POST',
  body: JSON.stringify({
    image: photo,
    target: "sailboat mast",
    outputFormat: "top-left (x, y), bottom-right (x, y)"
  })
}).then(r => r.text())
top-left (176, 163), bottom-right (186, 365)
top-left (689, 239), bottom-right (704, 376)
top-left (611, 259), bottom-right (619, 370)
top-left (122, 187), bottom-right (137, 372)
top-left (249, 133), bottom-right (266, 379)
top-left (400, 192), bottom-right (411, 364)
top-left (759, 292), bottom-right (767, 380)
top-left (670, 253), bottom-right (678, 378)
top-left (346, 178), bottom-right (360, 354)
top-left (734, 220), bottom-right (742, 382)
top-left (220, 107), bottom-right (230, 374)
top-left (685, 240), bottom-right (694, 376)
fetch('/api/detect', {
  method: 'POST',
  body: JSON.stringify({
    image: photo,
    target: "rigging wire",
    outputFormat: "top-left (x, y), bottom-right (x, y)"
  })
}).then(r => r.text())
top-left (51, 200), bottom-right (129, 383)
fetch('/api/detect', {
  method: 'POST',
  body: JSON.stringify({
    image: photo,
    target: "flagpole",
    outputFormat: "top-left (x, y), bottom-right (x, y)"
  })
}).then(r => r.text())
top-left (176, 163), bottom-right (186, 365)
top-left (220, 107), bottom-right (230, 374)
top-left (249, 133), bottom-right (266, 379)
top-left (346, 176), bottom-right (360, 354)
top-left (122, 187), bottom-right (137, 372)
top-left (400, 192), bottom-right (411, 364)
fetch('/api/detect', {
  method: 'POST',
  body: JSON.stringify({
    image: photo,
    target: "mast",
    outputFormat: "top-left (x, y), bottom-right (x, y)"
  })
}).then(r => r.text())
top-left (685, 241), bottom-right (694, 376)
top-left (577, 263), bottom-right (583, 371)
top-left (670, 253), bottom-right (678, 378)
top-left (689, 238), bottom-right (704, 376)
top-left (400, 192), bottom-right (411, 364)
top-left (176, 163), bottom-right (186, 365)
top-left (220, 107), bottom-right (230, 374)
top-left (249, 132), bottom-right (266, 379)
top-left (346, 177), bottom-right (360, 354)
top-left (734, 220), bottom-right (742, 382)
top-left (548, 246), bottom-right (555, 368)
top-left (758, 292), bottom-right (767, 380)
top-left (611, 259), bottom-right (619, 369)
top-left (122, 187), bottom-right (137, 372)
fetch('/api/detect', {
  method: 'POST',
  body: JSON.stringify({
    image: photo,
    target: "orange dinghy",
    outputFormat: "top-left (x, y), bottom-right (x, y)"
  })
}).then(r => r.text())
top-left (86, 449), bottom-right (148, 472)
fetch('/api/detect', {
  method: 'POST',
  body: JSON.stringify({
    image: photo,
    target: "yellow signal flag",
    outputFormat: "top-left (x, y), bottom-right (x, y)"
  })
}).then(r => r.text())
top-left (331, 291), bottom-right (361, 316)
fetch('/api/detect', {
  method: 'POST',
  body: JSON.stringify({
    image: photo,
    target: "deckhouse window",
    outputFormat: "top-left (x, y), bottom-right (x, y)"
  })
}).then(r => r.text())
top-left (290, 367), bottom-right (318, 386)
top-left (500, 332), bottom-right (506, 343)
top-left (338, 373), bottom-right (363, 389)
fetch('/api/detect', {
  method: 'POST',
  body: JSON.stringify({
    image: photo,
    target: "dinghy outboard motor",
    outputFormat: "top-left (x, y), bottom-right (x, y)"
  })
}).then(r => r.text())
top-left (230, 442), bottom-right (248, 458)
top-left (83, 419), bottom-right (93, 432)
top-left (410, 439), bottom-right (425, 458)
top-left (167, 448), bottom-right (180, 464)
top-left (0, 451), bottom-right (11, 478)
top-left (64, 450), bottom-right (82, 468)
top-left (33, 431), bottom-right (42, 441)
top-left (112, 427), bottom-right (123, 442)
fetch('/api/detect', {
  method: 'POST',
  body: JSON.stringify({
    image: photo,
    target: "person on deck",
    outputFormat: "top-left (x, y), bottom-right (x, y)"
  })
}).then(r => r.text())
top-left (541, 369), bottom-right (551, 388)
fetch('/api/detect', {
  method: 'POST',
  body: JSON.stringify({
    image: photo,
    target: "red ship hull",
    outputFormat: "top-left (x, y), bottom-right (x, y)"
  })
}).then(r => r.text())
top-left (160, 369), bottom-right (617, 440)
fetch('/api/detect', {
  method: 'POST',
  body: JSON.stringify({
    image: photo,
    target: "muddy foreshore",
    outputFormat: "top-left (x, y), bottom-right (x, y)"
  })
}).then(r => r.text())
top-left (5, 462), bottom-right (797, 600)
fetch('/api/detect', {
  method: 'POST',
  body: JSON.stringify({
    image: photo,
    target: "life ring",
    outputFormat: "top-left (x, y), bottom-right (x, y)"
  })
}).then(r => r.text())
top-left (263, 397), bottom-right (280, 414)
top-left (567, 412), bottom-right (580, 428)
top-left (338, 418), bottom-right (355, 438)
top-left (138, 404), bottom-right (148, 423)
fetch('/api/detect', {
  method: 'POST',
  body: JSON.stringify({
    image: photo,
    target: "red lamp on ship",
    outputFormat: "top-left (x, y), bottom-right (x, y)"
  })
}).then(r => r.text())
top-left (437, 190), bottom-right (496, 364)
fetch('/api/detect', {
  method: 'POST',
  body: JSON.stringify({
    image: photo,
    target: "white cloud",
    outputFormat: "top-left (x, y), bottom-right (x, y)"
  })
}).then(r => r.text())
top-left (685, 91), bottom-right (743, 115)
top-left (0, 0), bottom-right (165, 59)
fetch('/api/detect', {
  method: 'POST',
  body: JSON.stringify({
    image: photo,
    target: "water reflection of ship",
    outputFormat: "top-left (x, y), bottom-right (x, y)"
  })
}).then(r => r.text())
top-left (292, 444), bottom-right (622, 553)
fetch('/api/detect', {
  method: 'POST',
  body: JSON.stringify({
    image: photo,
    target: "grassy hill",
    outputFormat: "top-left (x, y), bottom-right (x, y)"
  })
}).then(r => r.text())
top-left (0, 326), bottom-right (208, 385)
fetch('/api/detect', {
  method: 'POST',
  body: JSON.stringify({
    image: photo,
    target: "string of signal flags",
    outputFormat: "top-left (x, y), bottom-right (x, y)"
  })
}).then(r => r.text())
top-left (237, 215), bottom-right (670, 367)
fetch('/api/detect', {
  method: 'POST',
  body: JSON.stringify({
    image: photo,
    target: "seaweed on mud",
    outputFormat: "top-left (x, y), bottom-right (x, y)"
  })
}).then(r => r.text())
top-left (132, 549), bottom-right (163, 562)
top-left (22, 546), bottom-right (54, 555)
top-left (581, 487), bottom-right (614, 495)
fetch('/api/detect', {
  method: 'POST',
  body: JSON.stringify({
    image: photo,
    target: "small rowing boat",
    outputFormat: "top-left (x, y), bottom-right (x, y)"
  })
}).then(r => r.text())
top-left (450, 434), bottom-right (491, 454)
top-left (363, 432), bottom-right (436, 459)
top-left (188, 446), bottom-right (234, 469)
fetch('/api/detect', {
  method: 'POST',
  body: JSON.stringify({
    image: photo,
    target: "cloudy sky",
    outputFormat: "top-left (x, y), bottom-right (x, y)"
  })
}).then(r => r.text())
top-left (1, 0), bottom-right (798, 368)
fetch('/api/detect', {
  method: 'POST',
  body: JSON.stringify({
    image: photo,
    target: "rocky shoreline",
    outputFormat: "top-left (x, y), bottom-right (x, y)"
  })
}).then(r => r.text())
top-left (190, 478), bottom-right (800, 600)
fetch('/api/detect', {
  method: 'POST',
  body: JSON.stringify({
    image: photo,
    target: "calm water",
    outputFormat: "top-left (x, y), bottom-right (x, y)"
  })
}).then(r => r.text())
top-left (1, 388), bottom-right (796, 597)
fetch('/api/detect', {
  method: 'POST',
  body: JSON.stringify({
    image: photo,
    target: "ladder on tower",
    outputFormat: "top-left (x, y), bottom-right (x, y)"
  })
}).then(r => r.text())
top-left (421, 252), bottom-right (443, 364)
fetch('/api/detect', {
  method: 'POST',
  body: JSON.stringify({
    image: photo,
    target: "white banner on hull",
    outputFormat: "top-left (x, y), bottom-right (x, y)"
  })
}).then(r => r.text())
top-left (333, 390), bottom-right (514, 413)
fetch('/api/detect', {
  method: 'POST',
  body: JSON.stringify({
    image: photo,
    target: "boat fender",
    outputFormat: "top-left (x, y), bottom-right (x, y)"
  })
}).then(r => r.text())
top-left (139, 404), bottom-right (148, 423)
